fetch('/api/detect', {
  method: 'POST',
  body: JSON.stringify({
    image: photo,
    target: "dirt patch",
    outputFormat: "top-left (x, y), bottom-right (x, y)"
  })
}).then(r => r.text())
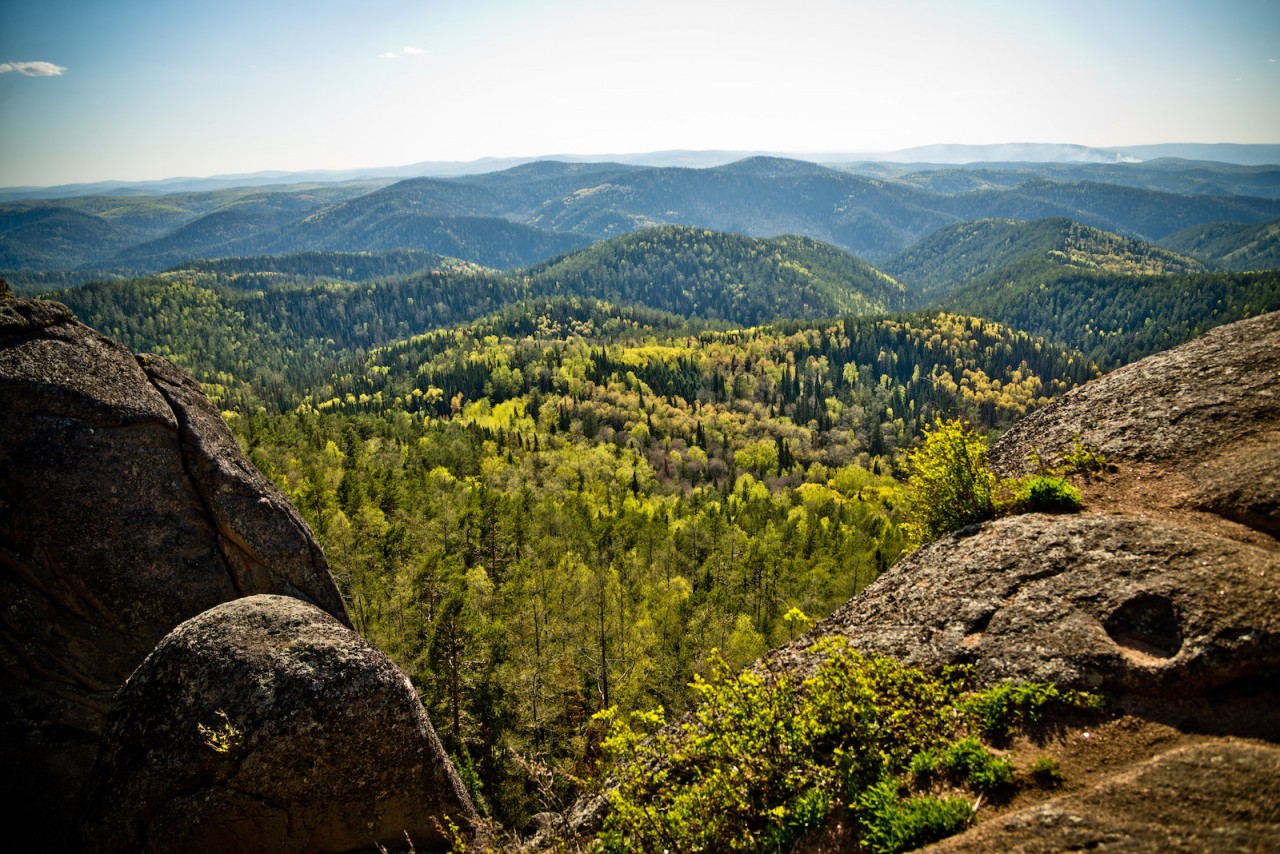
top-left (1075, 461), bottom-right (1276, 550)
top-left (927, 736), bottom-right (1280, 852)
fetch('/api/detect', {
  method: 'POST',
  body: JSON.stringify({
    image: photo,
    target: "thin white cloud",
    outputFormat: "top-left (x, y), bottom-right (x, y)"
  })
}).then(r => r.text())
top-left (402, 46), bottom-right (426, 56)
top-left (0, 61), bottom-right (67, 77)
top-left (379, 51), bottom-right (399, 59)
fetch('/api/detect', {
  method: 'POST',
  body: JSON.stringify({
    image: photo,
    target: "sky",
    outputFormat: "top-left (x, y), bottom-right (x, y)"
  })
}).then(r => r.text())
top-left (1, 0), bottom-right (1277, 187)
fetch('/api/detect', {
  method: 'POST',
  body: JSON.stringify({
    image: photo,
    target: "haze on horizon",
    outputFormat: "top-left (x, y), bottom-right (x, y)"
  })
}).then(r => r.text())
top-left (1, 0), bottom-right (1278, 188)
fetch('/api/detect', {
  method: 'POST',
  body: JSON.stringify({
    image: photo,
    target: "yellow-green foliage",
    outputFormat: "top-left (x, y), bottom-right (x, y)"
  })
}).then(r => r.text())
top-left (596, 641), bottom-right (1100, 853)
top-left (904, 419), bottom-right (996, 544)
top-left (1060, 435), bottom-right (1109, 476)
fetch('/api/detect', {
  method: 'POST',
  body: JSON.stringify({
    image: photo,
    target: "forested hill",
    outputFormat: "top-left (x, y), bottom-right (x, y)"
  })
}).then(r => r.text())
top-left (49, 227), bottom-right (906, 409)
top-left (317, 297), bottom-right (1095, 444)
top-left (884, 217), bottom-right (1206, 303)
top-left (869, 216), bottom-right (1280, 367)
top-left (1157, 217), bottom-right (1280, 271)
top-left (521, 226), bottom-right (907, 323)
top-left (936, 264), bottom-right (1280, 368)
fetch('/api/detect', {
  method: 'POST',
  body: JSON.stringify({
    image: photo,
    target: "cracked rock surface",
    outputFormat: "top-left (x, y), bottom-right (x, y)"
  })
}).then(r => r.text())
top-left (0, 299), bottom-right (347, 846)
top-left (79, 595), bottom-right (476, 854)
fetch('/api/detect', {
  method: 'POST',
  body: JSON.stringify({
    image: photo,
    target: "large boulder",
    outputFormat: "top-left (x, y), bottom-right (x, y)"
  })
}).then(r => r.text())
top-left (79, 594), bottom-right (477, 853)
top-left (0, 299), bottom-right (348, 844)
top-left (770, 513), bottom-right (1279, 703)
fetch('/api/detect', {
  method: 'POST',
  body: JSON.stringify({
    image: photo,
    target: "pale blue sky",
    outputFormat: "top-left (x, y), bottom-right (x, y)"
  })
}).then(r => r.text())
top-left (1, 0), bottom-right (1277, 186)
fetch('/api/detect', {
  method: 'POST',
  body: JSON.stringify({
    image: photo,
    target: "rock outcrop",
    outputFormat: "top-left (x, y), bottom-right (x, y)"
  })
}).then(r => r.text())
top-left (771, 512), bottom-right (1279, 704)
top-left (929, 740), bottom-right (1280, 852)
top-left (79, 594), bottom-right (477, 853)
top-left (773, 311), bottom-right (1280, 703)
top-left (987, 309), bottom-right (1280, 537)
top-left (767, 311), bottom-right (1280, 849)
top-left (0, 299), bottom-right (348, 845)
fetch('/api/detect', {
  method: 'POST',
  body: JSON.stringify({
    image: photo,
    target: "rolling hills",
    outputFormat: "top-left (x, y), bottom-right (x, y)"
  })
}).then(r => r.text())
top-left (49, 227), bottom-right (910, 408)
top-left (8, 157), bottom-right (1280, 290)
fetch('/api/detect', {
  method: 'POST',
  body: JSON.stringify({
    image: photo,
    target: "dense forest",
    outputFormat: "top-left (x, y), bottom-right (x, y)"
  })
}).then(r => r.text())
top-left (225, 297), bottom-right (1098, 824)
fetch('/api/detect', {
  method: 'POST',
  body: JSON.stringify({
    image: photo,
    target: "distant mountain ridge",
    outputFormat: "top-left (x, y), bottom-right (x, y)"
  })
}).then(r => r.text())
top-left (5, 143), bottom-right (1277, 201)
top-left (8, 157), bottom-right (1280, 291)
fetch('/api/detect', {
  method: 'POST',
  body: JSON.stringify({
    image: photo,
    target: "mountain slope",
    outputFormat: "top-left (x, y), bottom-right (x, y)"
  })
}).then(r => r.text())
top-left (1158, 217), bottom-right (1280, 271)
top-left (0, 205), bottom-right (144, 269)
top-left (111, 192), bottom-right (336, 268)
top-left (885, 218), bottom-right (1206, 302)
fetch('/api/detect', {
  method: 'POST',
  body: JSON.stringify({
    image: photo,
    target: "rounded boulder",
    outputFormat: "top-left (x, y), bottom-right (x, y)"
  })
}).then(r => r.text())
top-left (79, 594), bottom-right (476, 853)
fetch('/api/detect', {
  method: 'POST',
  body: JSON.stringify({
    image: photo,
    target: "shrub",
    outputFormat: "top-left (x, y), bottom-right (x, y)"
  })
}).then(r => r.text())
top-left (595, 642), bottom-right (1099, 852)
top-left (939, 737), bottom-right (1014, 792)
top-left (962, 681), bottom-right (1103, 742)
top-left (908, 748), bottom-right (941, 784)
top-left (1060, 435), bottom-right (1109, 475)
top-left (1021, 475), bottom-right (1082, 513)
top-left (905, 419), bottom-right (996, 543)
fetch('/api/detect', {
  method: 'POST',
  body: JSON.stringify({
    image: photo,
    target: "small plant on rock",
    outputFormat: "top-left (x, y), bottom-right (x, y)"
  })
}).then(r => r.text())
top-left (1030, 756), bottom-right (1064, 787)
top-left (197, 709), bottom-right (243, 756)
top-left (1060, 435), bottom-right (1110, 476)
top-left (1019, 474), bottom-right (1082, 513)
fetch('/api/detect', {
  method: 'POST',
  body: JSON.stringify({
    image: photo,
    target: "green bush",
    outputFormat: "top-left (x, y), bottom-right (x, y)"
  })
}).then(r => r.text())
top-left (1020, 475), bottom-right (1082, 513)
top-left (962, 681), bottom-right (1103, 742)
top-left (596, 642), bottom-right (1099, 852)
top-left (908, 747), bottom-right (941, 784)
top-left (939, 737), bottom-right (1014, 792)
top-left (905, 419), bottom-right (997, 543)
top-left (1060, 436), bottom-right (1109, 475)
